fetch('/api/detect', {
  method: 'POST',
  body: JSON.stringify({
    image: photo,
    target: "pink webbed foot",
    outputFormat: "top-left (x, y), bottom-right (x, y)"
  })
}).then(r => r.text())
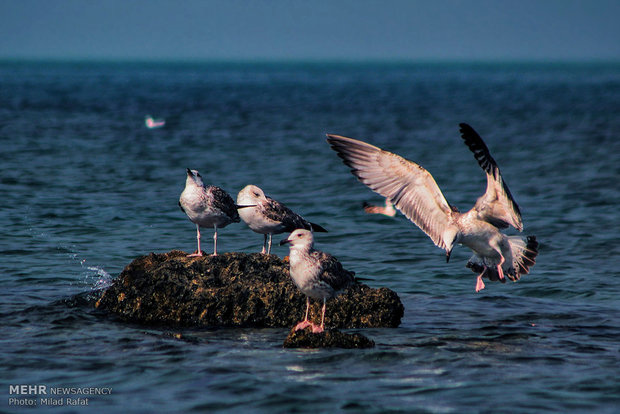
top-left (475, 275), bottom-right (486, 292)
top-left (187, 251), bottom-right (203, 257)
top-left (497, 264), bottom-right (505, 280)
top-left (294, 320), bottom-right (314, 331)
top-left (311, 325), bottom-right (324, 334)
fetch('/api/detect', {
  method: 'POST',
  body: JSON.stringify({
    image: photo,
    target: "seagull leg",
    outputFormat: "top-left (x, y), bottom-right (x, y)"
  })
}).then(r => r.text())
top-left (261, 234), bottom-right (267, 254)
top-left (212, 224), bottom-right (218, 256)
top-left (312, 298), bottom-right (326, 333)
top-left (187, 224), bottom-right (203, 257)
top-left (267, 234), bottom-right (273, 255)
top-left (497, 256), bottom-right (505, 280)
top-left (294, 297), bottom-right (314, 331)
top-left (475, 266), bottom-right (487, 292)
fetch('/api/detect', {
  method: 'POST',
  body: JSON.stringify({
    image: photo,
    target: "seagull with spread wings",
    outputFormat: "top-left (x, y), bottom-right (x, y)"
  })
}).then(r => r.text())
top-left (327, 123), bottom-right (538, 292)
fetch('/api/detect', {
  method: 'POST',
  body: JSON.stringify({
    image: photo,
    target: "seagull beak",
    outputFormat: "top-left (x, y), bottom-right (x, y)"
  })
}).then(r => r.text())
top-left (446, 236), bottom-right (457, 263)
top-left (279, 238), bottom-right (291, 246)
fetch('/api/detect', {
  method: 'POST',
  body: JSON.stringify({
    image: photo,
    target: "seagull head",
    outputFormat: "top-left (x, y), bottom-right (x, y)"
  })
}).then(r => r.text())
top-left (280, 229), bottom-right (314, 250)
top-left (237, 184), bottom-right (265, 205)
top-left (186, 168), bottom-right (205, 187)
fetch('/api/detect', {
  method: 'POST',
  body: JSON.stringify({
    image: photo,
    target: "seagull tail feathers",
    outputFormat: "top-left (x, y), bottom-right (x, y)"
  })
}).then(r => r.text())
top-left (514, 235), bottom-right (538, 277)
top-left (466, 235), bottom-right (538, 283)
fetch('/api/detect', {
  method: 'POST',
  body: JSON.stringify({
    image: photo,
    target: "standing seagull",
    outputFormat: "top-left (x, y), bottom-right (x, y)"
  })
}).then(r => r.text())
top-left (327, 123), bottom-right (538, 292)
top-left (179, 169), bottom-right (241, 256)
top-left (280, 229), bottom-right (355, 333)
top-left (237, 185), bottom-right (327, 255)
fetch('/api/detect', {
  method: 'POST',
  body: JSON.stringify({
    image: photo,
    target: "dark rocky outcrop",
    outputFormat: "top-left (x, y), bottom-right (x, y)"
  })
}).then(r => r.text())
top-left (96, 251), bottom-right (403, 329)
top-left (283, 327), bottom-right (375, 349)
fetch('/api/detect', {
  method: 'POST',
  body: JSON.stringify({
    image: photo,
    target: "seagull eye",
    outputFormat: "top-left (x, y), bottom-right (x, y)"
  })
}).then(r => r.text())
top-left (254, 192), bottom-right (260, 197)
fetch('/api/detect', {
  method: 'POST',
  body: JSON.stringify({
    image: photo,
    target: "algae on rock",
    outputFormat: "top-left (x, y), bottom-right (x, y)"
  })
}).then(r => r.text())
top-left (96, 251), bottom-right (404, 329)
top-left (283, 326), bottom-right (375, 349)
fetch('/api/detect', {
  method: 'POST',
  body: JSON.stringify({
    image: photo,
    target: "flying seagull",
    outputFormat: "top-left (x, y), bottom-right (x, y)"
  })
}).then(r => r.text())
top-left (179, 169), bottom-right (246, 256)
top-left (363, 198), bottom-right (397, 217)
top-left (280, 229), bottom-right (355, 333)
top-left (145, 115), bottom-right (165, 129)
top-left (327, 123), bottom-right (538, 292)
top-left (237, 184), bottom-right (327, 255)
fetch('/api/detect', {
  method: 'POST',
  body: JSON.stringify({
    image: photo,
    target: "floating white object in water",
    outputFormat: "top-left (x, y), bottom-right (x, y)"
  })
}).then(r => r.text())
top-left (280, 229), bottom-right (355, 333)
top-left (327, 123), bottom-right (538, 292)
top-left (145, 115), bottom-right (165, 129)
top-left (179, 169), bottom-right (240, 256)
top-left (363, 198), bottom-right (397, 217)
top-left (237, 184), bottom-right (327, 255)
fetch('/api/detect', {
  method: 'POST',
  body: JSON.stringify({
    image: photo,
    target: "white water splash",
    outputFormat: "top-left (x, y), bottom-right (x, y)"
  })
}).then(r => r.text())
top-left (24, 212), bottom-right (114, 291)
top-left (80, 261), bottom-right (113, 290)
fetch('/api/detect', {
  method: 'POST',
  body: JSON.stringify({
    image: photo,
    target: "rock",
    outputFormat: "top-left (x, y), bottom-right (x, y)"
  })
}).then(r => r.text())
top-left (283, 326), bottom-right (375, 349)
top-left (95, 250), bottom-right (403, 328)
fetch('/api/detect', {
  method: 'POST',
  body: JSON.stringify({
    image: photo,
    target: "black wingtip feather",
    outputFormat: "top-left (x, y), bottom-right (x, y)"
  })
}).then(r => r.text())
top-left (459, 123), bottom-right (497, 175)
top-left (309, 222), bottom-right (328, 232)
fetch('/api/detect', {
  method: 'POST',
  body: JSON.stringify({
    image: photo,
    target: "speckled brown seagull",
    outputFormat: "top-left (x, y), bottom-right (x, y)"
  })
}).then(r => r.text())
top-left (237, 185), bottom-right (327, 255)
top-left (280, 229), bottom-right (355, 333)
top-left (327, 123), bottom-right (538, 292)
top-left (179, 169), bottom-right (250, 256)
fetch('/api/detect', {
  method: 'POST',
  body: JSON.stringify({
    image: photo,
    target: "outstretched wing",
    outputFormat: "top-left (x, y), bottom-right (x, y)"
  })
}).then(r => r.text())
top-left (459, 123), bottom-right (523, 231)
top-left (327, 134), bottom-right (458, 251)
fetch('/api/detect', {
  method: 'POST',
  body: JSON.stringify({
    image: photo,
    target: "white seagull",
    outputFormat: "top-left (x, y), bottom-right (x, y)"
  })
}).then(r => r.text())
top-left (327, 123), bottom-right (538, 292)
top-left (145, 115), bottom-right (165, 129)
top-left (363, 198), bottom-right (397, 217)
top-left (280, 229), bottom-right (355, 333)
top-left (179, 169), bottom-right (244, 256)
top-left (237, 184), bottom-right (327, 255)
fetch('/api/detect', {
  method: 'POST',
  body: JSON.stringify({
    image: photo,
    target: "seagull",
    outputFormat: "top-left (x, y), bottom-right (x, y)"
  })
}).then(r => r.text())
top-left (327, 123), bottom-right (538, 292)
top-left (280, 229), bottom-right (355, 333)
top-left (145, 115), bottom-right (165, 129)
top-left (363, 198), bottom-right (397, 217)
top-left (179, 169), bottom-right (245, 256)
top-left (237, 184), bottom-right (327, 255)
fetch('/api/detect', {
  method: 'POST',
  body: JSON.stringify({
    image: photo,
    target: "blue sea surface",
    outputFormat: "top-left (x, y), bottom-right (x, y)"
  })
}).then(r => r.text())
top-left (1, 61), bottom-right (619, 413)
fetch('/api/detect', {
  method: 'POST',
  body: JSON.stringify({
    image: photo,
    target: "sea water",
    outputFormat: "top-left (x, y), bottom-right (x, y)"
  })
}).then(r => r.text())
top-left (1, 61), bottom-right (619, 413)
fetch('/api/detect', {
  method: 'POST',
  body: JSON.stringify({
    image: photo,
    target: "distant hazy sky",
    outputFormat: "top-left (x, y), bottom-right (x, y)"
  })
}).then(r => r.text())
top-left (0, 0), bottom-right (618, 61)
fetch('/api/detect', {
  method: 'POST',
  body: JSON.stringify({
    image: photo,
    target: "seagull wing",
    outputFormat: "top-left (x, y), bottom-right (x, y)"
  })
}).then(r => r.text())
top-left (208, 186), bottom-right (240, 221)
top-left (459, 123), bottom-right (523, 231)
top-left (327, 134), bottom-right (458, 251)
top-left (314, 251), bottom-right (355, 291)
top-left (263, 196), bottom-right (311, 231)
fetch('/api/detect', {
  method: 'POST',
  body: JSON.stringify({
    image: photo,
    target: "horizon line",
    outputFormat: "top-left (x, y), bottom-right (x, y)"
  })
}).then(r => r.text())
top-left (1, 56), bottom-right (619, 66)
